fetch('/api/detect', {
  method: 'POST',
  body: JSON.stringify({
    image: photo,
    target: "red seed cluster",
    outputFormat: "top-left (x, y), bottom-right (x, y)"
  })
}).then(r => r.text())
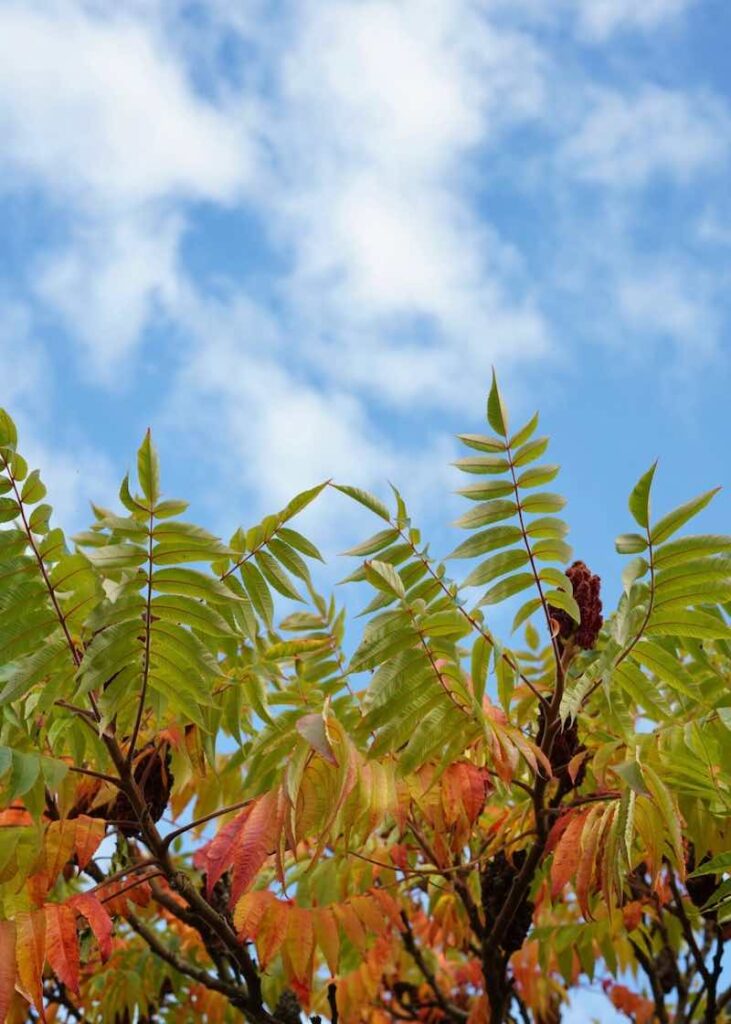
top-left (550, 560), bottom-right (603, 650)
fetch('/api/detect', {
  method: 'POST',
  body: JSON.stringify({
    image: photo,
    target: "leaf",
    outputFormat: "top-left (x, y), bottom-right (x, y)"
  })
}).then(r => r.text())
top-left (286, 905), bottom-right (314, 984)
top-left (137, 429), bottom-right (160, 506)
top-left (520, 492), bottom-right (566, 514)
top-left (0, 498), bottom-right (20, 524)
top-left (255, 550), bottom-right (304, 602)
top-left (333, 485), bottom-right (390, 522)
top-left (479, 573), bottom-right (535, 606)
top-left (457, 433), bottom-right (505, 453)
top-left (628, 463), bottom-right (657, 529)
top-left (462, 549), bottom-right (529, 589)
top-left (614, 761), bottom-right (649, 796)
top-left (240, 562), bottom-right (274, 629)
top-left (199, 807), bottom-right (254, 896)
top-left (545, 589), bottom-right (580, 623)
top-left (453, 456), bottom-right (510, 476)
top-left (44, 903), bottom-right (80, 995)
top-left (651, 488), bottom-right (720, 545)
top-left (454, 500), bottom-right (518, 530)
top-left (689, 852), bottom-right (731, 876)
top-left (277, 527), bottom-right (324, 562)
top-left (313, 908), bottom-right (340, 975)
top-left (616, 533), bottom-right (648, 555)
top-left (73, 816), bottom-right (106, 870)
top-left (0, 920), bottom-right (16, 1024)
top-left (447, 526), bottom-right (522, 560)
top-left (71, 894), bottom-right (113, 962)
top-left (342, 529), bottom-right (400, 557)
top-left (517, 464), bottom-right (559, 489)
top-left (512, 437), bottom-right (549, 468)
top-left (646, 609), bottom-right (731, 640)
top-left (296, 714), bottom-right (337, 764)
top-left (487, 369), bottom-right (508, 437)
top-left (0, 409), bottom-right (18, 451)
top-left (509, 412), bottom-right (539, 449)
top-left (256, 899), bottom-right (288, 970)
top-left (20, 470), bottom-right (46, 505)
top-left (230, 790), bottom-right (281, 905)
top-left (15, 910), bottom-right (45, 1014)
top-left (551, 811), bottom-right (589, 897)
top-left (364, 560), bottom-right (406, 599)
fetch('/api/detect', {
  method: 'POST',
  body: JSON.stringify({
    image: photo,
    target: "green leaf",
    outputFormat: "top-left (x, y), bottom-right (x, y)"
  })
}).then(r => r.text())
top-left (487, 369), bottom-right (508, 437)
top-left (646, 609), bottom-right (731, 640)
top-left (20, 470), bottom-right (46, 505)
top-left (479, 573), bottom-right (534, 606)
top-left (545, 589), bottom-right (580, 623)
top-left (512, 437), bottom-right (549, 468)
top-left (616, 533), bottom-right (648, 555)
top-left (28, 503), bottom-right (52, 535)
top-left (277, 527), bottom-right (324, 562)
top-left (526, 517), bottom-right (569, 539)
top-left (689, 852), bottom-right (731, 876)
top-left (614, 761), bottom-right (649, 796)
top-left (364, 560), bottom-right (406, 600)
top-left (462, 549), bottom-right (529, 588)
top-left (531, 539), bottom-right (572, 563)
top-left (457, 433), bottom-right (505, 453)
top-left (153, 499), bottom-right (189, 519)
top-left (150, 595), bottom-right (233, 636)
top-left (628, 462), bottom-right (657, 529)
top-left (512, 597), bottom-right (542, 632)
top-left (240, 562), bottom-right (274, 629)
top-left (0, 497), bottom-right (20, 523)
top-left (457, 480), bottom-right (514, 501)
top-left (653, 534), bottom-right (731, 569)
top-left (453, 455), bottom-right (510, 475)
top-left (509, 412), bottom-right (539, 450)
top-left (342, 529), bottom-right (400, 556)
top-left (333, 484), bottom-right (390, 522)
top-left (622, 557), bottom-right (649, 594)
top-left (137, 429), bottom-right (160, 505)
top-left (454, 500), bottom-right (518, 530)
top-left (471, 634), bottom-right (490, 704)
top-left (520, 493), bottom-right (566, 514)
top-left (651, 488), bottom-right (721, 545)
top-left (516, 464), bottom-right (559, 489)
top-left (255, 549), bottom-right (304, 601)
top-left (9, 751), bottom-right (40, 799)
top-left (0, 409), bottom-right (18, 451)
top-left (86, 543), bottom-right (147, 571)
top-left (447, 526), bottom-right (522, 560)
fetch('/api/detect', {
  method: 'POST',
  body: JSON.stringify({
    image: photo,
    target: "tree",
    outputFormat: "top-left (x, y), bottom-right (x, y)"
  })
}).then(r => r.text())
top-left (0, 374), bottom-right (729, 1024)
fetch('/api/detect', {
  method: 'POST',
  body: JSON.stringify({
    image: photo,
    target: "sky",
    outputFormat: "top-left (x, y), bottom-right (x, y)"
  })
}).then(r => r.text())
top-left (1, 1), bottom-right (730, 1018)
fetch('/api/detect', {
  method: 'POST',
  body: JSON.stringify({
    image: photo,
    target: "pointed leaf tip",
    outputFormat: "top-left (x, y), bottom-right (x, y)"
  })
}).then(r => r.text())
top-left (486, 369), bottom-right (509, 438)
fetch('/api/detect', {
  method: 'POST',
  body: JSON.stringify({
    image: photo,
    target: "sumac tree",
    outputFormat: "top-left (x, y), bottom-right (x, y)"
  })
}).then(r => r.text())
top-left (0, 375), bottom-right (729, 1024)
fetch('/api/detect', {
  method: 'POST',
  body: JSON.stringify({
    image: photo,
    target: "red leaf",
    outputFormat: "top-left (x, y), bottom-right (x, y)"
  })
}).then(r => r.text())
top-left (43, 820), bottom-right (77, 891)
top-left (230, 791), bottom-right (281, 906)
top-left (15, 910), bottom-right (46, 1018)
top-left (73, 816), bottom-right (106, 870)
top-left (550, 810), bottom-right (589, 897)
top-left (196, 805), bottom-right (254, 896)
top-left (71, 893), bottom-right (113, 962)
top-left (44, 903), bottom-right (80, 995)
top-left (0, 920), bottom-right (16, 1024)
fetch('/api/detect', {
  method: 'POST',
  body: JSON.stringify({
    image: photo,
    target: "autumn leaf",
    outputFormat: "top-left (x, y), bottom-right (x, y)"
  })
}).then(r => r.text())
top-left (550, 809), bottom-right (589, 897)
top-left (230, 789), bottom-right (282, 906)
top-left (45, 903), bottom-right (80, 995)
top-left (73, 815), bottom-right (106, 870)
top-left (15, 910), bottom-right (46, 1017)
top-left (313, 908), bottom-right (340, 976)
top-left (197, 804), bottom-right (254, 897)
top-left (71, 894), bottom-right (113, 962)
top-left (285, 904), bottom-right (314, 984)
top-left (0, 920), bottom-right (16, 1024)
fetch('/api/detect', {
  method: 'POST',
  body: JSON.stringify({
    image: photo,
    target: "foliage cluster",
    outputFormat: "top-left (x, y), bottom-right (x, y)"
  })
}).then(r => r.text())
top-left (0, 375), bottom-right (730, 1023)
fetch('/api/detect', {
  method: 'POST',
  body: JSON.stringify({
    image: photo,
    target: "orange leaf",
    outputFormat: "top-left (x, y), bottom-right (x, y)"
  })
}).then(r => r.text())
top-left (15, 910), bottom-right (46, 1017)
top-left (550, 810), bottom-right (589, 897)
top-left (576, 804), bottom-right (604, 919)
top-left (351, 895), bottom-right (386, 936)
top-left (233, 890), bottom-right (275, 939)
top-left (71, 893), bottom-right (113, 962)
top-left (197, 805), bottom-right (254, 897)
top-left (0, 920), bottom-right (16, 1024)
top-left (43, 820), bottom-right (77, 890)
top-left (44, 904), bottom-right (80, 995)
top-left (256, 899), bottom-right (288, 970)
top-left (73, 816), bottom-right (106, 871)
top-left (313, 908), bottom-right (340, 976)
top-left (332, 903), bottom-right (367, 952)
top-left (285, 905), bottom-right (314, 985)
top-left (230, 790), bottom-right (281, 906)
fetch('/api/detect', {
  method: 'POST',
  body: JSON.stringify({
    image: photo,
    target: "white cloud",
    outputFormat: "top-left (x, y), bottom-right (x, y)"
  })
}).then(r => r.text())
top-left (36, 210), bottom-right (183, 375)
top-left (617, 266), bottom-right (719, 359)
top-left (0, 301), bottom-right (49, 411)
top-left (0, 4), bottom-right (251, 207)
top-left (561, 86), bottom-right (729, 187)
top-left (572, 0), bottom-right (696, 40)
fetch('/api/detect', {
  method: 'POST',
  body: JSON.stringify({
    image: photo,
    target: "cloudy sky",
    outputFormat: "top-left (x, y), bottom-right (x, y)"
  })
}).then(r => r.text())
top-left (1, 1), bottom-right (730, 1017)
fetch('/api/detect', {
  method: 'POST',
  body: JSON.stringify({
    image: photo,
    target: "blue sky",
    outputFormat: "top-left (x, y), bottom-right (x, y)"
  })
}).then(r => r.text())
top-left (1, 2), bottom-right (730, 1017)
